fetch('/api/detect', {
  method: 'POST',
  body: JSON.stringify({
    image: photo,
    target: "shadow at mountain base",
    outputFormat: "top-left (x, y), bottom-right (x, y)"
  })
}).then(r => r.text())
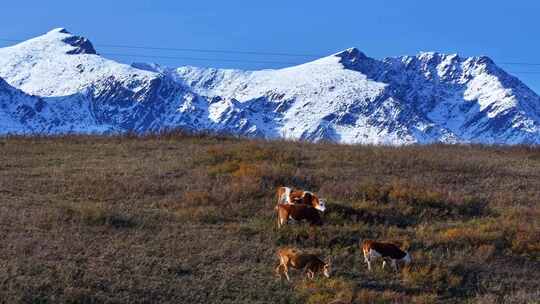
top-left (1, 75), bottom-right (204, 135)
top-left (299, 122), bottom-right (341, 143)
top-left (210, 95), bottom-right (292, 140)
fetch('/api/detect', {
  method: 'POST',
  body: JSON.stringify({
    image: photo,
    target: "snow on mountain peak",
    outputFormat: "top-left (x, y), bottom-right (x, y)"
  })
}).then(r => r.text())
top-left (42, 28), bottom-right (97, 55)
top-left (62, 36), bottom-right (97, 55)
top-left (334, 47), bottom-right (368, 60)
top-left (0, 28), bottom-right (156, 97)
top-left (14, 28), bottom-right (97, 55)
top-left (0, 29), bottom-right (539, 144)
top-left (48, 27), bottom-right (70, 34)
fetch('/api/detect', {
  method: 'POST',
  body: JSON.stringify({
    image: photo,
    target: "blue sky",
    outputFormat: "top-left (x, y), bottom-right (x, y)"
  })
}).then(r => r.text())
top-left (1, 0), bottom-right (539, 92)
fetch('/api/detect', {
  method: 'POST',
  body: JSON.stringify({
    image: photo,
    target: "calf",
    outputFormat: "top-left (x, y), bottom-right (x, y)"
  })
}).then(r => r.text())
top-left (275, 247), bottom-right (331, 281)
top-left (362, 240), bottom-right (411, 272)
top-left (276, 187), bottom-right (326, 212)
top-left (276, 204), bottom-right (323, 228)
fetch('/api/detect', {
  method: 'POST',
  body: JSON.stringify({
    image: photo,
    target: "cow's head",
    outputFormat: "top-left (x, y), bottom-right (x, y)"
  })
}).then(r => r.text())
top-left (402, 252), bottom-right (412, 265)
top-left (315, 198), bottom-right (326, 212)
top-left (302, 191), bottom-right (326, 212)
top-left (323, 259), bottom-right (331, 278)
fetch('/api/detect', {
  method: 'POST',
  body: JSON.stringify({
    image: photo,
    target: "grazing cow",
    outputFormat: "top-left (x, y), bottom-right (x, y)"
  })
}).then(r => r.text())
top-left (362, 240), bottom-right (411, 272)
top-left (276, 204), bottom-right (323, 228)
top-left (275, 247), bottom-right (331, 281)
top-left (276, 187), bottom-right (326, 212)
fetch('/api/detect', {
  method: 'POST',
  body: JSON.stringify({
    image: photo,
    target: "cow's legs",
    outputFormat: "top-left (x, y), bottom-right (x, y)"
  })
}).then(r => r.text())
top-left (275, 264), bottom-right (281, 277)
top-left (366, 249), bottom-right (382, 272)
top-left (392, 260), bottom-right (398, 272)
top-left (278, 216), bottom-right (288, 228)
top-left (283, 267), bottom-right (290, 281)
top-left (363, 250), bottom-right (372, 271)
top-left (277, 208), bottom-right (289, 229)
top-left (382, 260), bottom-right (387, 269)
top-left (278, 256), bottom-right (291, 281)
top-left (303, 262), bottom-right (315, 280)
top-left (366, 250), bottom-right (378, 271)
top-left (277, 211), bottom-right (285, 229)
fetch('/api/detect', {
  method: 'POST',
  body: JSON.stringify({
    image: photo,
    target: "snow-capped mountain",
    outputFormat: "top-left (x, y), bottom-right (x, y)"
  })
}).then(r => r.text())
top-left (0, 28), bottom-right (539, 144)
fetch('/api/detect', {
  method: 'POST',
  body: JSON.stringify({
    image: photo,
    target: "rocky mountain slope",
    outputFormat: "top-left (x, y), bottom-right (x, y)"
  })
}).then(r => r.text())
top-left (0, 28), bottom-right (539, 144)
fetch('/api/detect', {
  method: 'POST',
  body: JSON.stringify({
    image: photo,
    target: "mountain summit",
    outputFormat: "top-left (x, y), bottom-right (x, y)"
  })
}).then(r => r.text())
top-left (0, 29), bottom-right (539, 144)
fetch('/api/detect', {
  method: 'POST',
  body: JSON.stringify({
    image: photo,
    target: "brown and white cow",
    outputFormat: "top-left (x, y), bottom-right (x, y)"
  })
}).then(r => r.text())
top-left (275, 247), bottom-right (331, 281)
top-left (276, 203), bottom-right (323, 228)
top-left (276, 186), bottom-right (326, 212)
top-left (362, 240), bottom-right (411, 272)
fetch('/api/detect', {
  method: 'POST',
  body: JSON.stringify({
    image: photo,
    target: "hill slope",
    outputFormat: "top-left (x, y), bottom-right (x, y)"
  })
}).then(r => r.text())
top-left (0, 28), bottom-right (539, 144)
top-left (1, 135), bottom-right (539, 303)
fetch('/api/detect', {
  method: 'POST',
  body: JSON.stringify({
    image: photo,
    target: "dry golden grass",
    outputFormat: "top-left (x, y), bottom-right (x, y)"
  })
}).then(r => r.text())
top-left (0, 133), bottom-right (539, 303)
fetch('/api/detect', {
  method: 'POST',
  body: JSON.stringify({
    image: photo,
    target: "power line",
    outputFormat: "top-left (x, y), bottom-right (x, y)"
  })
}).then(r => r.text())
top-left (500, 62), bottom-right (540, 66)
top-left (97, 44), bottom-right (322, 58)
top-left (0, 39), bottom-right (309, 65)
top-left (99, 52), bottom-right (300, 65)
top-left (1, 37), bottom-right (540, 73)
top-left (98, 53), bottom-right (540, 72)
top-left (0, 38), bottom-right (322, 58)
top-left (508, 71), bottom-right (540, 74)
top-left (3, 36), bottom-right (540, 67)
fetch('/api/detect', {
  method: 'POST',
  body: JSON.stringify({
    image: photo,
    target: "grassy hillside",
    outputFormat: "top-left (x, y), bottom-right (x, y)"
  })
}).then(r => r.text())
top-left (0, 134), bottom-right (539, 304)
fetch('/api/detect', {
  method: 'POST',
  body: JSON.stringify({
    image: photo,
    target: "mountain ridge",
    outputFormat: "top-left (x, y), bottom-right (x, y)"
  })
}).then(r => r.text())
top-left (0, 28), bottom-right (539, 144)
